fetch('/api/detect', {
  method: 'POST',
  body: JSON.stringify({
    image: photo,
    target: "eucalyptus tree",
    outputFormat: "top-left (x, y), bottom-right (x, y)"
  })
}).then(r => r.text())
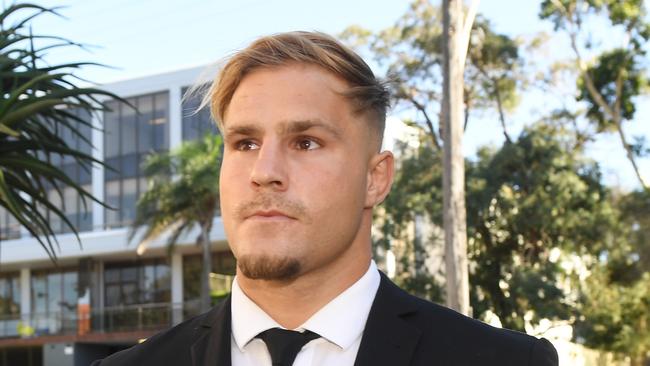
top-left (341, 0), bottom-right (523, 315)
top-left (540, 0), bottom-right (650, 190)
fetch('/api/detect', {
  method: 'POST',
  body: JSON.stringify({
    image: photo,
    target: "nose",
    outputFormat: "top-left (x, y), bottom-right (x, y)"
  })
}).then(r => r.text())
top-left (249, 141), bottom-right (288, 191)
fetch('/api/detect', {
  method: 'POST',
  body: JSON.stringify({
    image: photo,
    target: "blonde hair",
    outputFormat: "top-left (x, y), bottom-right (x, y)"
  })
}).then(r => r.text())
top-left (202, 31), bottom-right (389, 143)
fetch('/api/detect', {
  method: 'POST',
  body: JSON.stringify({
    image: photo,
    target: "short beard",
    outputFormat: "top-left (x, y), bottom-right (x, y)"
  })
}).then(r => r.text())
top-left (237, 255), bottom-right (301, 281)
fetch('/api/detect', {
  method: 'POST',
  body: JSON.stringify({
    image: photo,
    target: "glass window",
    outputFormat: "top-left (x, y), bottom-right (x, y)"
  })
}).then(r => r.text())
top-left (181, 86), bottom-right (218, 141)
top-left (0, 208), bottom-right (20, 241)
top-left (121, 178), bottom-right (138, 224)
top-left (121, 105), bottom-right (137, 156)
top-left (104, 259), bottom-right (170, 307)
top-left (30, 269), bottom-right (78, 336)
top-left (104, 101), bottom-right (120, 158)
top-left (42, 108), bottom-right (94, 234)
top-left (182, 251), bottom-right (235, 318)
top-left (47, 190), bottom-right (63, 234)
top-left (31, 274), bottom-right (46, 315)
top-left (104, 92), bottom-right (169, 228)
top-left (138, 95), bottom-right (154, 153)
top-left (47, 273), bottom-right (62, 315)
top-left (105, 181), bottom-right (121, 228)
top-left (154, 93), bottom-right (169, 151)
top-left (78, 184), bottom-right (93, 232)
top-left (0, 273), bottom-right (20, 318)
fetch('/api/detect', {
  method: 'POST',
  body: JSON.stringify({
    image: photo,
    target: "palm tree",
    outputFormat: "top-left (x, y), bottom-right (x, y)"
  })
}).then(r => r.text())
top-left (130, 133), bottom-right (222, 314)
top-left (0, 4), bottom-right (121, 260)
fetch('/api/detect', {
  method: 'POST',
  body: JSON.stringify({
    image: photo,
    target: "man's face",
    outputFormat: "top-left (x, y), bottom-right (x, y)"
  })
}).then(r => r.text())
top-left (220, 63), bottom-right (380, 281)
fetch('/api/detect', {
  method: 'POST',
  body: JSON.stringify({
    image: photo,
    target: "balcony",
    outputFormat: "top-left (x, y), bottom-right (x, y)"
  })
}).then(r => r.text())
top-left (0, 302), bottom-right (195, 343)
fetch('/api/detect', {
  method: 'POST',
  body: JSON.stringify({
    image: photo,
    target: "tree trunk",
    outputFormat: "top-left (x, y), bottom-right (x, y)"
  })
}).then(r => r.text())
top-left (442, 0), bottom-right (473, 316)
top-left (199, 224), bottom-right (213, 313)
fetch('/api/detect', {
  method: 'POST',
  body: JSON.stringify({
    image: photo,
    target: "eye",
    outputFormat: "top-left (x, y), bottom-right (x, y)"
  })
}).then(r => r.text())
top-left (296, 138), bottom-right (321, 151)
top-left (235, 139), bottom-right (260, 151)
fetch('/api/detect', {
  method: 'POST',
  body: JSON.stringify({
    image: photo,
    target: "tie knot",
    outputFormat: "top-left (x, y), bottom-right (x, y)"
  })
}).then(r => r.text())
top-left (257, 328), bottom-right (320, 366)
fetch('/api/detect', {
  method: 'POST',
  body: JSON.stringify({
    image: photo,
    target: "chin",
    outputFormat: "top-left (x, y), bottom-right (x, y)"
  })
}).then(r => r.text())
top-left (237, 253), bottom-right (302, 281)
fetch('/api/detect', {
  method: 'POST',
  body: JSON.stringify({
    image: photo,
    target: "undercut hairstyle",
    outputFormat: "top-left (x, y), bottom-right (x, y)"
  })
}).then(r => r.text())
top-left (202, 31), bottom-right (390, 145)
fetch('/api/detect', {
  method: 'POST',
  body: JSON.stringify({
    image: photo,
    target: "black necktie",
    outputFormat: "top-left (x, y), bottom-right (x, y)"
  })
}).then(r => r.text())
top-left (256, 328), bottom-right (320, 366)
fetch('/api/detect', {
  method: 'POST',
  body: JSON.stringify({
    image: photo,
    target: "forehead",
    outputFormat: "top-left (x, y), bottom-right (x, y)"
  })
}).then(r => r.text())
top-left (223, 64), bottom-right (356, 131)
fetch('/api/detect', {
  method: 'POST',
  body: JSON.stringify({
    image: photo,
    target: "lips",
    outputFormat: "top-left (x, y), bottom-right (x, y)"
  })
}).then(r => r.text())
top-left (246, 210), bottom-right (295, 220)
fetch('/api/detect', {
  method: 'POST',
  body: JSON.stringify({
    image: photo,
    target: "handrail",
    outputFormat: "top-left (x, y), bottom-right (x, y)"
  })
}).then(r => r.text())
top-left (0, 301), bottom-right (197, 339)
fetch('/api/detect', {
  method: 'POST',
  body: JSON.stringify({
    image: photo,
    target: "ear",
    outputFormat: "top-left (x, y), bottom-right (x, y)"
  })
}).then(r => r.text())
top-left (365, 150), bottom-right (394, 208)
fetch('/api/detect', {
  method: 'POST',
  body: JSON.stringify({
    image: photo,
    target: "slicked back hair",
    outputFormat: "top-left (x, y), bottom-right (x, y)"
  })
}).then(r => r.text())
top-left (203, 31), bottom-right (390, 146)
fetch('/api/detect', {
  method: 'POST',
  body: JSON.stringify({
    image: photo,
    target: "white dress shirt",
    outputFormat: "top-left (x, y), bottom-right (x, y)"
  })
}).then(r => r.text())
top-left (231, 260), bottom-right (380, 366)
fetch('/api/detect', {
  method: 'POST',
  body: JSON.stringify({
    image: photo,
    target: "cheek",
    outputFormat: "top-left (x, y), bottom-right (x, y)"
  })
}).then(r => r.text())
top-left (219, 156), bottom-right (245, 215)
top-left (299, 156), bottom-right (367, 214)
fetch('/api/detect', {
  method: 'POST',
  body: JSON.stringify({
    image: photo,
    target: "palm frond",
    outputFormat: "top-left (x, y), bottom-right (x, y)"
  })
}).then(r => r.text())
top-left (0, 3), bottom-right (125, 259)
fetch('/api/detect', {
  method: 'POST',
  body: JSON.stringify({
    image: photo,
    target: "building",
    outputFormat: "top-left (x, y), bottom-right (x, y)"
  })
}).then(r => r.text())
top-left (0, 65), bottom-right (234, 366)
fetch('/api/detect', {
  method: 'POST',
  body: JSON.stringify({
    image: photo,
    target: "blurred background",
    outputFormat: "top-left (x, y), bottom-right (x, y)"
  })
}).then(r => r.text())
top-left (0, 0), bottom-right (648, 365)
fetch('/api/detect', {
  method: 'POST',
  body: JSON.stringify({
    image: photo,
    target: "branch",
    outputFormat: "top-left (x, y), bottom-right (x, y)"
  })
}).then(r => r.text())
top-left (464, 99), bottom-right (471, 132)
top-left (405, 95), bottom-right (442, 151)
top-left (613, 70), bottom-right (648, 189)
top-left (556, 1), bottom-right (647, 190)
top-left (474, 62), bottom-right (513, 144)
top-left (559, 1), bottom-right (618, 124)
top-left (460, 0), bottom-right (481, 66)
top-left (491, 77), bottom-right (513, 144)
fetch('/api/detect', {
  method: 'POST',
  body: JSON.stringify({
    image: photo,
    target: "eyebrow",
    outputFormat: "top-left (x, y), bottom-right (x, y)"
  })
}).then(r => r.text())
top-left (224, 119), bottom-right (343, 140)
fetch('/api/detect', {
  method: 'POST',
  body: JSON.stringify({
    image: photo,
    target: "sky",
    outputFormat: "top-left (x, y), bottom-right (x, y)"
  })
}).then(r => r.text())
top-left (21, 0), bottom-right (650, 191)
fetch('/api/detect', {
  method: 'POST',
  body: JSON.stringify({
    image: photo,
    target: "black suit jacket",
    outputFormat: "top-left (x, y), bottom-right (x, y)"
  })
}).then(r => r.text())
top-left (92, 272), bottom-right (558, 366)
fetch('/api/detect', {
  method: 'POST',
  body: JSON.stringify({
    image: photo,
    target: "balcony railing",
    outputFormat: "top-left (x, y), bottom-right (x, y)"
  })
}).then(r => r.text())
top-left (0, 302), bottom-right (188, 339)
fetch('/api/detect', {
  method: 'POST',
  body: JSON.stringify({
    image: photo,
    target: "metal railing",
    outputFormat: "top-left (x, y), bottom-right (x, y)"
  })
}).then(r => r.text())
top-left (0, 302), bottom-right (185, 339)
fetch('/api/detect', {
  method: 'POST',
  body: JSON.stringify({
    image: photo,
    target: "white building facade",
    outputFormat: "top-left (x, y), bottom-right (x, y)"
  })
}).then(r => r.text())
top-left (0, 66), bottom-right (233, 366)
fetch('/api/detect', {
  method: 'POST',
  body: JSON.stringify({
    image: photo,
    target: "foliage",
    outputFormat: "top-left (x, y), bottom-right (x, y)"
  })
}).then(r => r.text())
top-left (539, 0), bottom-right (650, 189)
top-left (577, 49), bottom-right (646, 132)
top-left (382, 121), bottom-right (625, 333)
top-left (341, 0), bottom-right (523, 149)
top-left (376, 137), bottom-right (444, 303)
top-left (0, 4), bottom-right (119, 259)
top-left (466, 123), bottom-right (621, 331)
top-left (575, 265), bottom-right (650, 365)
top-left (131, 133), bottom-right (222, 313)
top-left (570, 188), bottom-right (650, 365)
top-left (131, 133), bottom-right (222, 253)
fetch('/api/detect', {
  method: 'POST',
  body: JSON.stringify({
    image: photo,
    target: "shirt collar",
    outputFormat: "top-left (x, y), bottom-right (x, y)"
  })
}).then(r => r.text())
top-left (230, 260), bottom-right (380, 351)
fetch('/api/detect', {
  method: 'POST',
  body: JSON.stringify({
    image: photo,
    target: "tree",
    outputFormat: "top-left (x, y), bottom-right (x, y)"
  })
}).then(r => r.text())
top-left (466, 122), bottom-right (624, 332)
top-left (131, 133), bottom-right (223, 313)
top-left (342, 0), bottom-right (527, 316)
top-left (376, 135), bottom-right (445, 303)
top-left (441, 0), bottom-right (479, 315)
top-left (574, 189), bottom-right (650, 365)
top-left (0, 4), bottom-right (119, 259)
top-left (539, 0), bottom-right (650, 190)
top-left (384, 119), bottom-right (626, 335)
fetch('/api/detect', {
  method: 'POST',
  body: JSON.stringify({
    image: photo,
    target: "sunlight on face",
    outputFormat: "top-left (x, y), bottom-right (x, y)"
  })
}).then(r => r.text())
top-left (219, 64), bottom-right (375, 281)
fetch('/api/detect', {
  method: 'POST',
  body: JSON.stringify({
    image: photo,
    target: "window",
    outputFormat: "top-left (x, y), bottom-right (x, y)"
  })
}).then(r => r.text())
top-left (0, 208), bottom-right (20, 241)
top-left (42, 108), bottom-right (94, 234)
top-left (102, 259), bottom-right (171, 332)
top-left (182, 251), bottom-right (235, 317)
top-left (0, 273), bottom-right (20, 337)
top-left (104, 92), bottom-right (169, 228)
top-left (31, 269), bottom-right (79, 335)
top-left (103, 259), bottom-right (171, 307)
top-left (181, 86), bottom-right (218, 141)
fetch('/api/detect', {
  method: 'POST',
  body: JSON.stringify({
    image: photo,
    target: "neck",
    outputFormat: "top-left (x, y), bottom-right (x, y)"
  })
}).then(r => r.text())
top-left (236, 218), bottom-right (373, 329)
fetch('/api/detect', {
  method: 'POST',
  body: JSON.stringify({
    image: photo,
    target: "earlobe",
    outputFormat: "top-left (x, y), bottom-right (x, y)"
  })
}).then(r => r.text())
top-left (365, 151), bottom-right (394, 208)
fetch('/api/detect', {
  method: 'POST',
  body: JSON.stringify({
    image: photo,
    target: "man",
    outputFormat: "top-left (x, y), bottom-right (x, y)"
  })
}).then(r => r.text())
top-left (93, 31), bottom-right (558, 366)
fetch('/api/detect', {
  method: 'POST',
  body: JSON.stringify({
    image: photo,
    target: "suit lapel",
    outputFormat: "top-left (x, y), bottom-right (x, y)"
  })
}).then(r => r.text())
top-left (354, 272), bottom-right (422, 366)
top-left (191, 296), bottom-right (232, 366)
